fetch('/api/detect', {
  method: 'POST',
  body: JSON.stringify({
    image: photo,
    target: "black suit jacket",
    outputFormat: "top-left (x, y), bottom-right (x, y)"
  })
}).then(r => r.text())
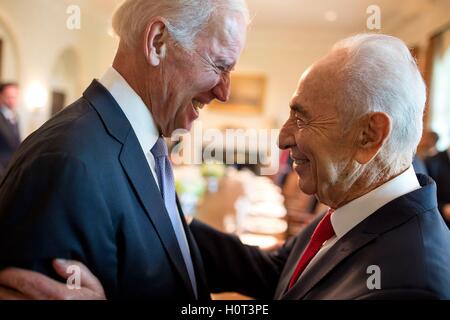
top-left (191, 174), bottom-right (450, 299)
top-left (0, 110), bottom-right (20, 176)
top-left (0, 81), bottom-right (210, 300)
top-left (426, 151), bottom-right (450, 225)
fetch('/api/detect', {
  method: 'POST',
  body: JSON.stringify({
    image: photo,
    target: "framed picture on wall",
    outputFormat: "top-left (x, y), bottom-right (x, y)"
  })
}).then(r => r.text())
top-left (207, 73), bottom-right (267, 114)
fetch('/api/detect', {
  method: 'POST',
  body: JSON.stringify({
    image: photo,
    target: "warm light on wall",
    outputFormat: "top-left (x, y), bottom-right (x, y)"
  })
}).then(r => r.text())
top-left (324, 10), bottom-right (338, 22)
top-left (25, 83), bottom-right (49, 111)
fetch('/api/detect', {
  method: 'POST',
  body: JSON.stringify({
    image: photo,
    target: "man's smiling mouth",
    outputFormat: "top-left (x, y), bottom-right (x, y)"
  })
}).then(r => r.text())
top-left (291, 152), bottom-right (310, 165)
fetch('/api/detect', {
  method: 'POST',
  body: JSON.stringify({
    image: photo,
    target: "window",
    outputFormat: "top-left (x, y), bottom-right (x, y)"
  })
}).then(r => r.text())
top-left (430, 29), bottom-right (450, 150)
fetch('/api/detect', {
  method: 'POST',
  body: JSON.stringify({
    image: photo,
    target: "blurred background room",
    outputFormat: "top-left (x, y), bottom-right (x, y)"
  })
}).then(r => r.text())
top-left (0, 0), bottom-right (449, 299)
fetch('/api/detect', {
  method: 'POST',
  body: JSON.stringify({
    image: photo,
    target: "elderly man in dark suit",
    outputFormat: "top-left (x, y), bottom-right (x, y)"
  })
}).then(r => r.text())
top-left (0, 82), bottom-right (21, 177)
top-left (192, 34), bottom-right (450, 299)
top-left (0, 0), bottom-right (248, 300)
top-left (1, 34), bottom-right (450, 300)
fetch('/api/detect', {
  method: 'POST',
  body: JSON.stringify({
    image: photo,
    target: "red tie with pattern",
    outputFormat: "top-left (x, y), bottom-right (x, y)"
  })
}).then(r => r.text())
top-left (288, 209), bottom-right (335, 289)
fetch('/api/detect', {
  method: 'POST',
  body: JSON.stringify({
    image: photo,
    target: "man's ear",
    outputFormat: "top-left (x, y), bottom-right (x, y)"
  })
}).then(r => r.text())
top-left (144, 18), bottom-right (169, 67)
top-left (354, 112), bottom-right (391, 164)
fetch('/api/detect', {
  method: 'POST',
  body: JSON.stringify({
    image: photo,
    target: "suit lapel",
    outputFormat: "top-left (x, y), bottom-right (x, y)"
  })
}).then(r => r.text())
top-left (282, 230), bottom-right (377, 299)
top-left (280, 178), bottom-right (433, 300)
top-left (84, 80), bottom-right (196, 299)
top-left (119, 133), bottom-right (196, 299)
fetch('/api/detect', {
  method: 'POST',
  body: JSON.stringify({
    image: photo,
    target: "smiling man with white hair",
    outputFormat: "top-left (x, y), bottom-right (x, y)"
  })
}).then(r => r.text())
top-left (189, 33), bottom-right (450, 299)
top-left (183, 34), bottom-right (450, 299)
top-left (0, 0), bottom-right (248, 300)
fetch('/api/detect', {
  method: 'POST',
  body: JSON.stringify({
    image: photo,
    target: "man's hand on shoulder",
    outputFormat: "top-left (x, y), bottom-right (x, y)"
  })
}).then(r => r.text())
top-left (443, 204), bottom-right (450, 222)
top-left (0, 259), bottom-right (106, 300)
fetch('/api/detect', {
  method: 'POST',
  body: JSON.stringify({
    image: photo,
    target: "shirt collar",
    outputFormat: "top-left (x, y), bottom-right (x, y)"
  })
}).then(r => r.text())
top-left (99, 67), bottom-right (160, 154)
top-left (331, 166), bottom-right (421, 239)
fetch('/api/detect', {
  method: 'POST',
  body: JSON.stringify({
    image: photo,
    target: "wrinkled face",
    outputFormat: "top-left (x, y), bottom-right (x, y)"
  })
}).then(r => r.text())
top-left (0, 86), bottom-right (19, 110)
top-left (278, 56), bottom-right (360, 206)
top-left (151, 14), bottom-right (247, 136)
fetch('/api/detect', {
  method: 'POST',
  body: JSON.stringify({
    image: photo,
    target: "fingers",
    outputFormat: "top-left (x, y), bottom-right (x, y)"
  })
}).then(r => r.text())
top-left (52, 259), bottom-right (105, 297)
top-left (0, 285), bottom-right (28, 300)
top-left (0, 267), bottom-right (66, 299)
top-left (0, 261), bottom-right (106, 300)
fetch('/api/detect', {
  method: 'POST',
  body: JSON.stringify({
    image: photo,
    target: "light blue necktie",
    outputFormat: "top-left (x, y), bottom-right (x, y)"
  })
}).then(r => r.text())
top-left (151, 137), bottom-right (198, 298)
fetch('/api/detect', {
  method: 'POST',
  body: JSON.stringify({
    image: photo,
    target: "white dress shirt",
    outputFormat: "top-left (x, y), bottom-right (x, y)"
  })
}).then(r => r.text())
top-left (299, 166), bottom-right (421, 278)
top-left (99, 67), bottom-right (160, 188)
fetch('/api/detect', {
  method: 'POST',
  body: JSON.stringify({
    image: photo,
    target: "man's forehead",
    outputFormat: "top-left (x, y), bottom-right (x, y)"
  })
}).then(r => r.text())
top-left (201, 13), bottom-right (246, 47)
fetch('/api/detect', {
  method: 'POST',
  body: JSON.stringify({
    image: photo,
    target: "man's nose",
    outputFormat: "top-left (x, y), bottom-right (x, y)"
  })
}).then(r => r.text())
top-left (278, 122), bottom-right (296, 150)
top-left (212, 73), bottom-right (231, 102)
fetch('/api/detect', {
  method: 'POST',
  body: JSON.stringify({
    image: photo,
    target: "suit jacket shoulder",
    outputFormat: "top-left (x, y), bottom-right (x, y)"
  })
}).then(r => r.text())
top-left (0, 81), bottom-right (208, 300)
top-left (279, 175), bottom-right (450, 300)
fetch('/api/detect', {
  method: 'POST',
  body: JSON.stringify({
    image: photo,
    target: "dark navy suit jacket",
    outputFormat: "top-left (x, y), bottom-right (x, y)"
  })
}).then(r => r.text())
top-left (192, 174), bottom-right (450, 299)
top-left (0, 81), bottom-right (210, 300)
top-left (426, 151), bottom-right (450, 227)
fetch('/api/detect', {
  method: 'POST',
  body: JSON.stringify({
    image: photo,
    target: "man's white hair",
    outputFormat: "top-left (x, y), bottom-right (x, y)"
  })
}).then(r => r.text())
top-left (112, 0), bottom-right (249, 51)
top-left (333, 34), bottom-right (426, 170)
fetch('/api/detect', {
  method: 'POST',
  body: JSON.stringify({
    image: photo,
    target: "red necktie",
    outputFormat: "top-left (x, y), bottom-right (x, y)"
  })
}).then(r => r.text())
top-left (288, 209), bottom-right (335, 289)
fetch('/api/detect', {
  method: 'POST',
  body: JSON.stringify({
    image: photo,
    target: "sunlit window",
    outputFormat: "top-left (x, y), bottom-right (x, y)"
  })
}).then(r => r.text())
top-left (430, 30), bottom-right (450, 150)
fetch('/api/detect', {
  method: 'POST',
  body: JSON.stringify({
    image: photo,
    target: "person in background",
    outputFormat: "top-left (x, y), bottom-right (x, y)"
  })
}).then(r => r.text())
top-left (417, 130), bottom-right (439, 160)
top-left (426, 146), bottom-right (450, 228)
top-left (0, 83), bottom-right (21, 177)
top-left (412, 154), bottom-right (428, 175)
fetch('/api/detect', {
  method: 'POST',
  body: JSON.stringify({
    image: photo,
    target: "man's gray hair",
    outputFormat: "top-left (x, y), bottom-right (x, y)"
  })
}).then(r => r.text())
top-left (333, 34), bottom-right (426, 169)
top-left (112, 0), bottom-right (250, 51)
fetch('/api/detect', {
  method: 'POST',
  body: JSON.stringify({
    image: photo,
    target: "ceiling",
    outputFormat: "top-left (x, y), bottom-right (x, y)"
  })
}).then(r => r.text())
top-left (88, 0), bottom-right (448, 32)
top-left (245, 0), bottom-right (443, 30)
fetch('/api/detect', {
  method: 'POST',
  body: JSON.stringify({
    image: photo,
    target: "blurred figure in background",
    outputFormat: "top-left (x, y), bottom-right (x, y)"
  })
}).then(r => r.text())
top-left (426, 146), bottom-right (450, 228)
top-left (412, 154), bottom-right (428, 175)
top-left (0, 83), bottom-right (21, 177)
top-left (417, 130), bottom-right (439, 160)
